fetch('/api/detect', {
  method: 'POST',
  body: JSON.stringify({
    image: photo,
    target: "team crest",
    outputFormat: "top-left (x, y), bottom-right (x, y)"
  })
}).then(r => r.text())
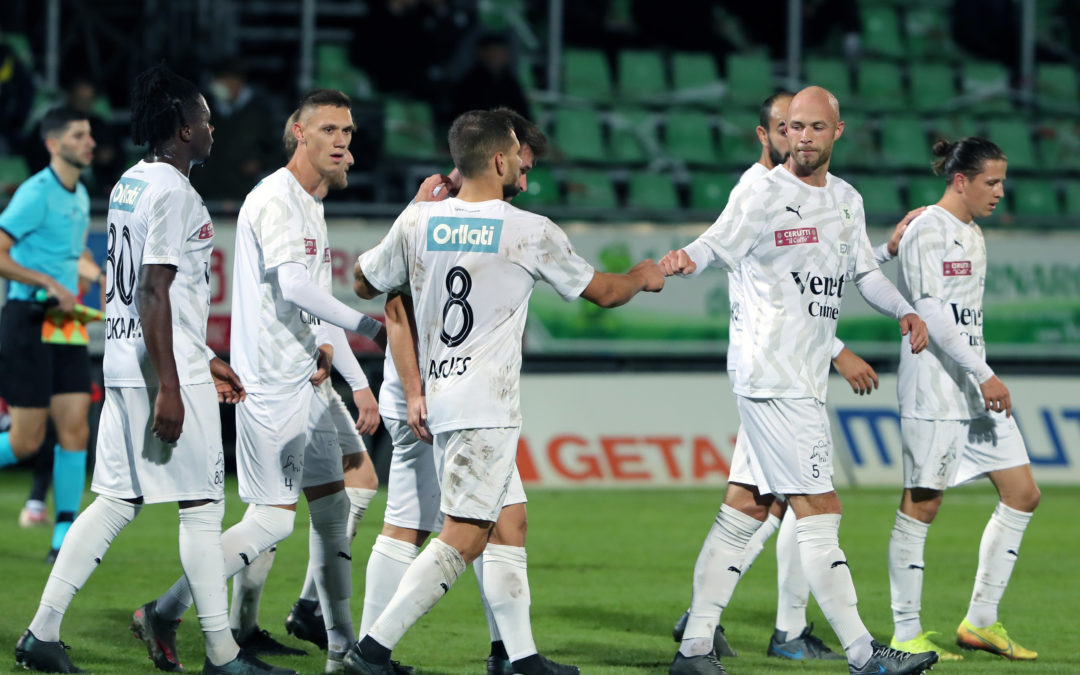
top-left (838, 202), bottom-right (855, 225)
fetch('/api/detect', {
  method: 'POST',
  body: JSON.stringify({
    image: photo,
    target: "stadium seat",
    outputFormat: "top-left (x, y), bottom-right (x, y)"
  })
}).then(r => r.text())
top-left (314, 45), bottom-right (372, 97)
top-left (904, 7), bottom-right (957, 60)
top-left (0, 155), bottom-right (30, 192)
top-left (627, 173), bottom-right (679, 209)
top-left (609, 107), bottom-right (657, 163)
top-left (716, 112), bottom-right (759, 164)
top-left (907, 176), bottom-right (943, 210)
top-left (672, 52), bottom-right (720, 102)
top-left (861, 6), bottom-right (904, 58)
top-left (564, 49), bottom-right (613, 101)
top-left (617, 50), bottom-right (667, 101)
top-left (1036, 63), bottom-right (1079, 108)
top-left (806, 58), bottom-right (853, 101)
top-left (383, 99), bottom-right (437, 158)
top-left (1064, 179), bottom-right (1080, 214)
top-left (553, 107), bottom-right (606, 163)
top-left (985, 119), bottom-right (1038, 170)
top-left (565, 169), bottom-right (616, 209)
top-left (856, 61), bottom-right (903, 110)
top-left (689, 171), bottom-right (738, 212)
top-left (856, 176), bottom-right (903, 215)
top-left (513, 166), bottom-right (559, 208)
top-left (726, 53), bottom-right (773, 104)
top-left (831, 111), bottom-right (872, 170)
top-left (880, 116), bottom-right (930, 169)
top-left (665, 111), bottom-right (717, 165)
top-left (1010, 179), bottom-right (1059, 216)
top-left (962, 61), bottom-right (1013, 113)
top-left (928, 115), bottom-right (980, 145)
top-left (909, 62), bottom-right (957, 112)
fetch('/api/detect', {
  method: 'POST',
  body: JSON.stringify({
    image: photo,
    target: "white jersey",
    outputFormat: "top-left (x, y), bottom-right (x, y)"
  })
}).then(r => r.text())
top-left (897, 205), bottom-right (988, 419)
top-left (379, 345), bottom-right (408, 420)
top-left (690, 165), bottom-right (879, 402)
top-left (359, 198), bottom-right (594, 433)
top-left (103, 161), bottom-right (214, 387)
top-left (231, 168), bottom-right (332, 392)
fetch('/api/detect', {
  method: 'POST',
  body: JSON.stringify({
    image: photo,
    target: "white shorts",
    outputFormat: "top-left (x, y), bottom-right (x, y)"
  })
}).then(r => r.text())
top-left (432, 426), bottom-right (524, 522)
top-left (735, 396), bottom-right (834, 496)
top-left (92, 384), bottom-right (225, 504)
top-left (311, 381), bottom-right (367, 457)
top-left (901, 412), bottom-right (1030, 490)
top-left (726, 424), bottom-right (787, 502)
top-left (237, 382), bottom-right (344, 505)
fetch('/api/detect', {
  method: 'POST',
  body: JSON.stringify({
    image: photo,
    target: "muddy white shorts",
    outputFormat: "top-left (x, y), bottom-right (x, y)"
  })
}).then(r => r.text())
top-left (901, 411), bottom-right (1030, 490)
top-left (735, 395), bottom-right (835, 496)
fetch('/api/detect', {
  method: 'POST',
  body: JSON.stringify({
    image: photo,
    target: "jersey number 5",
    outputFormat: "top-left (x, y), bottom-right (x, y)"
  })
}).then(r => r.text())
top-left (440, 266), bottom-right (474, 347)
top-left (105, 222), bottom-right (137, 306)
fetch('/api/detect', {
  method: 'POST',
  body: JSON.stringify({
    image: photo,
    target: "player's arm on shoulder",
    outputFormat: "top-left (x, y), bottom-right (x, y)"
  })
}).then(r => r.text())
top-left (580, 259), bottom-right (665, 308)
top-left (880, 207), bottom-right (925, 261)
top-left (138, 264), bottom-right (184, 442)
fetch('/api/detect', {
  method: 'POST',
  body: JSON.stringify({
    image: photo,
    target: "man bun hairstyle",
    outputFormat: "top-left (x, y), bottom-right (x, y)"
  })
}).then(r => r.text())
top-left (931, 137), bottom-right (1006, 182)
top-left (492, 106), bottom-right (547, 160)
top-left (40, 105), bottom-right (88, 141)
top-left (448, 110), bottom-right (515, 178)
top-left (130, 64), bottom-right (201, 152)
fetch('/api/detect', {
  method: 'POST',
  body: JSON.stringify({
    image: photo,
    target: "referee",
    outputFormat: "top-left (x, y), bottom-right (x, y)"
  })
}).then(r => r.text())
top-left (0, 105), bottom-right (100, 562)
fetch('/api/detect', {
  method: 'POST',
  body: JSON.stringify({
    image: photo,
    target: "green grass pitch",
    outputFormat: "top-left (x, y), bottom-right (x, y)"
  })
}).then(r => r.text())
top-left (0, 470), bottom-right (1074, 673)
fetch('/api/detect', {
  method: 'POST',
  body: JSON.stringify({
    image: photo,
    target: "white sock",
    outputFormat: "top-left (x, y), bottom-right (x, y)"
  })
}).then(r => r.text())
top-left (473, 553), bottom-right (502, 643)
top-left (308, 491), bottom-right (354, 652)
top-left (345, 487), bottom-right (377, 542)
top-left (30, 496), bottom-right (140, 641)
top-left (229, 545), bottom-right (276, 638)
top-left (888, 510), bottom-right (930, 641)
top-left (155, 505), bottom-right (295, 622)
top-left (741, 512), bottom-right (780, 572)
top-left (360, 535), bottom-right (419, 635)
top-left (966, 502), bottom-right (1032, 627)
top-left (482, 544), bottom-right (536, 662)
top-left (367, 538), bottom-right (466, 649)
top-left (679, 504), bottom-right (762, 657)
top-left (179, 500), bottom-right (239, 666)
top-left (774, 507), bottom-right (809, 637)
top-left (795, 513), bottom-right (871, 668)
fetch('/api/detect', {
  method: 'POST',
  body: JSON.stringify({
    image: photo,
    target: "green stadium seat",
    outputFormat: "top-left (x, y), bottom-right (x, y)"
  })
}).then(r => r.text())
top-left (1063, 179), bottom-right (1080, 214)
top-left (553, 107), bottom-right (605, 163)
top-left (985, 119), bottom-right (1038, 170)
top-left (564, 49), bottom-right (612, 101)
top-left (518, 59), bottom-right (537, 93)
top-left (907, 176), bottom-right (944, 210)
top-left (725, 53), bottom-right (773, 103)
top-left (1010, 179), bottom-right (1059, 216)
top-left (609, 108), bottom-right (657, 163)
top-left (565, 169), bottom-right (616, 209)
top-left (962, 61), bottom-right (1012, 113)
top-left (1, 32), bottom-right (33, 65)
top-left (672, 52), bottom-right (720, 100)
top-left (0, 155), bottom-right (30, 191)
top-left (689, 172), bottom-right (738, 211)
top-left (617, 50), bottom-right (667, 101)
top-left (806, 58), bottom-right (853, 101)
top-left (513, 166), bottom-right (559, 208)
top-left (904, 8), bottom-right (957, 60)
top-left (831, 111), bottom-right (872, 170)
top-left (716, 112), bottom-right (759, 164)
top-left (383, 99), bottom-right (436, 158)
top-left (627, 173), bottom-right (679, 209)
top-left (857, 61), bottom-right (903, 110)
top-left (1036, 63), bottom-right (1078, 107)
top-left (315, 44), bottom-right (372, 96)
top-left (909, 63), bottom-right (957, 112)
top-left (856, 176), bottom-right (903, 215)
top-left (880, 116), bottom-right (930, 169)
top-left (861, 7), bottom-right (904, 58)
top-left (665, 111), bottom-right (717, 165)
top-left (928, 116), bottom-right (980, 145)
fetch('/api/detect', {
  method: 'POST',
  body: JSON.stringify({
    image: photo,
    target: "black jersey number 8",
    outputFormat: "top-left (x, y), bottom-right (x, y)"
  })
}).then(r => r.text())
top-left (440, 266), bottom-right (474, 347)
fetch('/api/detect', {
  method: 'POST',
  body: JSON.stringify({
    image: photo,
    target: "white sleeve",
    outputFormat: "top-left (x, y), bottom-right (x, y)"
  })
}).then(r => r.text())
top-left (312, 321), bottom-right (332, 348)
top-left (854, 268), bottom-right (916, 320)
top-left (873, 242), bottom-right (893, 265)
top-left (325, 323), bottom-right (370, 390)
top-left (275, 261), bottom-right (383, 339)
top-left (914, 297), bottom-right (995, 383)
top-left (831, 338), bottom-right (845, 360)
top-left (204, 343), bottom-right (217, 361)
top-left (680, 239), bottom-right (716, 278)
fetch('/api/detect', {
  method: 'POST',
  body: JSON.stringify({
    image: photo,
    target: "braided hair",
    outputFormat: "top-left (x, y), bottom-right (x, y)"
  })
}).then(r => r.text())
top-left (130, 64), bottom-right (201, 153)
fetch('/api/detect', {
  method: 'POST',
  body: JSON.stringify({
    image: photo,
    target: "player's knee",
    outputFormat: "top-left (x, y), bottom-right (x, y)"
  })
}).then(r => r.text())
top-left (9, 427), bottom-right (47, 457)
top-left (1005, 485), bottom-right (1040, 513)
top-left (56, 422), bottom-right (90, 451)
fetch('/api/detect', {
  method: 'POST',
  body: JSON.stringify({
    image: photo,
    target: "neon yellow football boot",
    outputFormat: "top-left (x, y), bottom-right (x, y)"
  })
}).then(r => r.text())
top-left (956, 618), bottom-right (1038, 660)
top-left (890, 631), bottom-right (963, 661)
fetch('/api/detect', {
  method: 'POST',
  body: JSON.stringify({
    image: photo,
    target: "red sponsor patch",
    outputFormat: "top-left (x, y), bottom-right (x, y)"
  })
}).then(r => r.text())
top-left (774, 227), bottom-right (819, 247)
top-left (305, 238), bottom-right (317, 255)
top-left (943, 261), bottom-right (972, 276)
top-left (197, 222), bottom-right (214, 240)
top-left (323, 247), bottom-right (331, 263)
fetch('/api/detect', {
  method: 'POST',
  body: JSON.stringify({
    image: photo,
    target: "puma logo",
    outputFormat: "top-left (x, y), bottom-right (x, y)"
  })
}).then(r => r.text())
top-left (831, 560), bottom-right (849, 569)
top-left (337, 551), bottom-right (352, 561)
top-left (908, 564), bottom-right (924, 570)
top-left (786, 205), bottom-right (803, 219)
top-left (240, 552), bottom-right (252, 566)
top-left (727, 566), bottom-right (742, 575)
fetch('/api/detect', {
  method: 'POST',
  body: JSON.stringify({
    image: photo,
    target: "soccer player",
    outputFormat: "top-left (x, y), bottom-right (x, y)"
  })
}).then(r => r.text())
top-left (137, 90), bottom-right (384, 673)
top-left (343, 109), bottom-right (664, 675)
top-left (670, 91), bottom-right (915, 662)
top-left (882, 137), bottom-right (1039, 661)
top-left (659, 86), bottom-right (937, 675)
top-left (0, 105), bottom-right (99, 561)
top-left (15, 64), bottom-right (293, 675)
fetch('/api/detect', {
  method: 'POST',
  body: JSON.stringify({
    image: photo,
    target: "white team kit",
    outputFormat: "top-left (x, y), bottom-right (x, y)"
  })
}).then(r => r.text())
top-left (688, 165), bottom-right (896, 495)
top-left (93, 161), bottom-right (224, 504)
top-left (231, 167), bottom-right (349, 505)
top-left (896, 205), bottom-right (1029, 489)
top-left (361, 198), bottom-right (594, 521)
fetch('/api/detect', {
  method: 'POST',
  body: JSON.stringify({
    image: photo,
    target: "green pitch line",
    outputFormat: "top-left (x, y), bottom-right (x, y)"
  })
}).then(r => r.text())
top-left (0, 471), bottom-right (1072, 673)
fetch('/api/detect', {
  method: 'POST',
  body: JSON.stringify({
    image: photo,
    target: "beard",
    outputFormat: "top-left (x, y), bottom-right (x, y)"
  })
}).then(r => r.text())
top-left (502, 181), bottom-right (522, 200)
top-left (767, 142), bottom-right (788, 167)
top-left (59, 147), bottom-right (91, 170)
top-left (793, 144), bottom-right (832, 173)
top-left (328, 171), bottom-right (349, 191)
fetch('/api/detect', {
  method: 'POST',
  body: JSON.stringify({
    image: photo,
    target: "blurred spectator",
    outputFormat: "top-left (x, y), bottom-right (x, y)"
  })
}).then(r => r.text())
top-left (0, 38), bottom-right (35, 155)
top-left (191, 60), bottom-right (281, 204)
top-left (65, 77), bottom-right (122, 196)
top-left (450, 32), bottom-right (531, 123)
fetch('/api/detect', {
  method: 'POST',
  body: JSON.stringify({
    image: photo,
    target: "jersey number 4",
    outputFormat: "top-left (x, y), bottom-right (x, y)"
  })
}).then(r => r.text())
top-left (105, 222), bottom-right (137, 306)
top-left (440, 266), bottom-right (474, 347)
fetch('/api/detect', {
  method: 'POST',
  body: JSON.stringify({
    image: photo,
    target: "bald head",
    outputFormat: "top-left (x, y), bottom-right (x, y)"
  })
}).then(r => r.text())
top-left (785, 86), bottom-right (844, 180)
top-left (788, 86), bottom-right (840, 126)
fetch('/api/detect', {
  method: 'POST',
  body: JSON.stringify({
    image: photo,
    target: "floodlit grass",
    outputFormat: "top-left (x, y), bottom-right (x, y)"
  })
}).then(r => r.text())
top-left (0, 470), bottom-right (1074, 673)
